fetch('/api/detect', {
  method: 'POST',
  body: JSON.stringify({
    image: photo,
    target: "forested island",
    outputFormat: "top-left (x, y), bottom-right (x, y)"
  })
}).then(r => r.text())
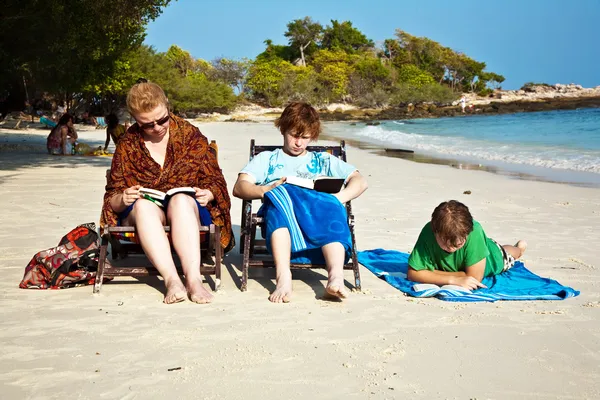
top-left (2, 1), bottom-right (598, 121)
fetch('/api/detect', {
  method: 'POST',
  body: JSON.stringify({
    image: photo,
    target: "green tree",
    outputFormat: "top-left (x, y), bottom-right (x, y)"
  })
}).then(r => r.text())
top-left (169, 72), bottom-right (237, 114)
top-left (210, 57), bottom-right (250, 93)
top-left (391, 82), bottom-right (456, 105)
top-left (165, 45), bottom-right (196, 77)
top-left (397, 64), bottom-right (435, 87)
top-left (277, 65), bottom-right (322, 105)
top-left (321, 20), bottom-right (374, 53)
top-left (482, 72), bottom-right (505, 89)
top-left (311, 49), bottom-right (354, 101)
top-left (353, 57), bottom-right (391, 86)
top-left (246, 58), bottom-right (294, 105)
top-left (284, 17), bottom-right (323, 67)
top-left (346, 56), bottom-right (393, 107)
top-left (394, 30), bottom-right (445, 81)
top-left (256, 39), bottom-right (298, 63)
top-left (0, 0), bottom-right (172, 108)
top-left (99, 45), bottom-right (236, 114)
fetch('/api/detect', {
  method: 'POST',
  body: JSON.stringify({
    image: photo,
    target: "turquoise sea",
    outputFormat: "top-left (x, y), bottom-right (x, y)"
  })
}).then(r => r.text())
top-left (325, 108), bottom-right (600, 186)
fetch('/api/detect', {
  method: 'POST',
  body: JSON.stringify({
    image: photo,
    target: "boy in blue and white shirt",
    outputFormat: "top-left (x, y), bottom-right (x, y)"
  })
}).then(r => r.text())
top-left (233, 102), bottom-right (368, 303)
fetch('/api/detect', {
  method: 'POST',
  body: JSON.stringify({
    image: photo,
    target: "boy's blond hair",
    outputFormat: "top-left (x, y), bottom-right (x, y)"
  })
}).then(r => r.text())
top-left (274, 102), bottom-right (321, 140)
top-left (126, 81), bottom-right (168, 116)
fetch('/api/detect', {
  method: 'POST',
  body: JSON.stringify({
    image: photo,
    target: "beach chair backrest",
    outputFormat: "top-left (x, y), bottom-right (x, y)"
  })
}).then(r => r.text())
top-left (250, 140), bottom-right (347, 162)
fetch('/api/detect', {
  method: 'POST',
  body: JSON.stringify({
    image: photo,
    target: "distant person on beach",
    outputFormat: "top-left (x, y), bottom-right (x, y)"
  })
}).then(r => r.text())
top-left (460, 95), bottom-right (467, 113)
top-left (232, 102), bottom-right (369, 303)
top-left (100, 80), bottom-right (233, 304)
top-left (104, 113), bottom-right (126, 151)
top-left (80, 111), bottom-right (97, 126)
top-left (407, 200), bottom-right (527, 290)
top-left (46, 113), bottom-right (78, 155)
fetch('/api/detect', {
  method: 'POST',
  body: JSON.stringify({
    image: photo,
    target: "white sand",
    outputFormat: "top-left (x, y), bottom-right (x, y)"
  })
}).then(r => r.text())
top-left (0, 122), bottom-right (599, 399)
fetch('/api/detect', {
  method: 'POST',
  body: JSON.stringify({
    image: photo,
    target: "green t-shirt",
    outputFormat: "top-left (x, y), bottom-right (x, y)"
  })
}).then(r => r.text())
top-left (408, 220), bottom-right (504, 277)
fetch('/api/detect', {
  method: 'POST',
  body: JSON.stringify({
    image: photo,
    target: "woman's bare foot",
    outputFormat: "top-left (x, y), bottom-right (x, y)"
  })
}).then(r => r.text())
top-left (269, 271), bottom-right (292, 303)
top-left (325, 274), bottom-right (349, 300)
top-left (164, 279), bottom-right (187, 304)
top-left (186, 276), bottom-right (214, 304)
top-left (516, 240), bottom-right (528, 258)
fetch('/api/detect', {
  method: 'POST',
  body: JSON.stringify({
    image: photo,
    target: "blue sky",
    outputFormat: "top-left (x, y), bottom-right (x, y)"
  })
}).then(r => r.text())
top-left (144, 0), bottom-right (599, 90)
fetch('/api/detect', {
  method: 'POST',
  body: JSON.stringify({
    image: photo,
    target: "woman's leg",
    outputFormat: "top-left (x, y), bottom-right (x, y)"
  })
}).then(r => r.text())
top-left (269, 228), bottom-right (293, 303)
top-left (60, 130), bottom-right (68, 155)
top-left (321, 242), bottom-right (349, 299)
top-left (123, 199), bottom-right (186, 304)
top-left (167, 194), bottom-right (213, 304)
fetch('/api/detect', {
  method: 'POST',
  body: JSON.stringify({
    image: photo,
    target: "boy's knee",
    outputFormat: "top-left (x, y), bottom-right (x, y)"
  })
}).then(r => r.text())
top-left (271, 227), bottom-right (290, 239)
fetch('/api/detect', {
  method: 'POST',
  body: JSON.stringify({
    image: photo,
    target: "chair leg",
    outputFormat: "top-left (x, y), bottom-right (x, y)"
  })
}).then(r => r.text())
top-left (94, 234), bottom-right (109, 294)
top-left (108, 234), bottom-right (122, 260)
top-left (214, 225), bottom-right (222, 291)
top-left (242, 223), bottom-right (251, 292)
top-left (352, 255), bottom-right (361, 292)
top-left (348, 213), bottom-right (361, 292)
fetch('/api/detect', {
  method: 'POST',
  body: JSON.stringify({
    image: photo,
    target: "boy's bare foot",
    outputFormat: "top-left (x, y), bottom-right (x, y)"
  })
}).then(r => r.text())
top-left (186, 276), bottom-right (214, 304)
top-left (269, 272), bottom-right (292, 303)
top-left (325, 275), bottom-right (349, 300)
top-left (164, 280), bottom-right (187, 304)
top-left (516, 240), bottom-right (528, 258)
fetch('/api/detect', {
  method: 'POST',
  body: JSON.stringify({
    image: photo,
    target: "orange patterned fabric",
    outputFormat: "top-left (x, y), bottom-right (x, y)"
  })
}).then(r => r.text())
top-left (100, 114), bottom-right (234, 252)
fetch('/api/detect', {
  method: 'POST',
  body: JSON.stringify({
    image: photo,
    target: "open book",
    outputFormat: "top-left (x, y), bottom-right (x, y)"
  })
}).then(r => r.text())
top-left (412, 283), bottom-right (472, 296)
top-left (139, 187), bottom-right (195, 207)
top-left (285, 176), bottom-right (345, 194)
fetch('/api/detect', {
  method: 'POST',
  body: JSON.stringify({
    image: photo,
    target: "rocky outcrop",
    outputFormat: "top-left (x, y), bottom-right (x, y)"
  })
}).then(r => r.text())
top-left (468, 83), bottom-right (600, 105)
top-left (324, 84), bottom-right (600, 121)
top-left (372, 96), bottom-right (600, 121)
top-left (191, 83), bottom-right (600, 123)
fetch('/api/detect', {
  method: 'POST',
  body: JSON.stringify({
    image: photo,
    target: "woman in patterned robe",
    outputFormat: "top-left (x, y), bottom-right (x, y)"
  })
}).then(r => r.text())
top-left (100, 81), bottom-right (233, 304)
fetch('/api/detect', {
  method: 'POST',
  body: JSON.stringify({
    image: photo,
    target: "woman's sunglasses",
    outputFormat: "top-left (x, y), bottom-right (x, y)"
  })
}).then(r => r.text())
top-left (137, 114), bottom-right (170, 130)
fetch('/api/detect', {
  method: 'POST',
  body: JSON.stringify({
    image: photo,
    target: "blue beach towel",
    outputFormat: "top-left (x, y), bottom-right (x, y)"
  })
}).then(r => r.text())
top-left (357, 249), bottom-right (579, 302)
top-left (260, 184), bottom-right (351, 264)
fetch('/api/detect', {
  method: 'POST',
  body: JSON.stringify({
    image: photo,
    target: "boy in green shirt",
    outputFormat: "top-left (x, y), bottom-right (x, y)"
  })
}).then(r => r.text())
top-left (407, 200), bottom-right (527, 290)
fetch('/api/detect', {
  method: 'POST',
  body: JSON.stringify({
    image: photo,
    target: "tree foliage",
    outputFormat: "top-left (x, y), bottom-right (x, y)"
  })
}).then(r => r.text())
top-left (210, 58), bottom-right (251, 94)
top-left (0, 0), bottom-right (172, 107)
top-left (321, 20), bottom-right (374, 53)
top-left (245, 17), bottom-right (502, 107)
top-left (246, 58), bottom-right (293, 105)
top-left (284, 17), bottom-right (323, 67)
top-left (2, 8), bottom-right (504, 114)
top-left (165, 45), bottom-right (196, 77)
top-left (397, 65), bottom-right (435, 87)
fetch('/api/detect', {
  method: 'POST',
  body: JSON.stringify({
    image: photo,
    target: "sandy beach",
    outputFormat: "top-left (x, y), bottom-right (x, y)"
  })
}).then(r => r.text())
top-left (1, 122), bottom-right (599, 399)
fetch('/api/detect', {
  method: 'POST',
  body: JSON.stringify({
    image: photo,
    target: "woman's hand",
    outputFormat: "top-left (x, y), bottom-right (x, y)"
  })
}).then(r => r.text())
top-left (194, 188), bottom-right (215, 206)
top-left (122, 185), bottom-right (141, 206)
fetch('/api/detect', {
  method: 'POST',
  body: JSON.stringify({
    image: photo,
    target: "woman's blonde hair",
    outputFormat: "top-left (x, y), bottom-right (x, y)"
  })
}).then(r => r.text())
top-left (126, 81), bottom-right (168, 115)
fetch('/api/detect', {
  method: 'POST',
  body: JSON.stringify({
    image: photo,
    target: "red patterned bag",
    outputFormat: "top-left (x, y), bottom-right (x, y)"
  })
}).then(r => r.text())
top-left (19, 223), bottom-right (101, 289)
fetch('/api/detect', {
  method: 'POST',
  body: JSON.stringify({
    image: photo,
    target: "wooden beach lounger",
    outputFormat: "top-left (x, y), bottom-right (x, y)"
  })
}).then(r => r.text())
top-left (239, 139), bottom-right (361, 292)
top-left (93, 144), bottom-right (222, 293)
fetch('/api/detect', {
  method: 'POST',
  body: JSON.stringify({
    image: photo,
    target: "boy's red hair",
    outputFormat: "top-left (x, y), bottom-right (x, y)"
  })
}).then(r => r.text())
top-left (274, 102), bottom-right (321, 140)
